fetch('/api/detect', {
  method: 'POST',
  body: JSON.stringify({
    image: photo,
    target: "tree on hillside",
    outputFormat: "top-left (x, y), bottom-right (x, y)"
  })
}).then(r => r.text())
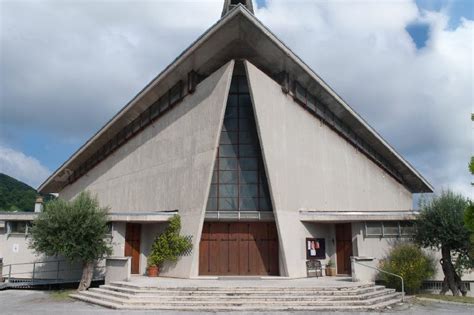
top-left (0, 173), bottom-right (56, 211)
top-left (469, 157), bottom-right (474, 180)
top-left (414, 190), bottom-right (472, 296)
top-left (0, 173), bottom-right (37, 211)
top-left (29, 191), bottom-right (111, 291)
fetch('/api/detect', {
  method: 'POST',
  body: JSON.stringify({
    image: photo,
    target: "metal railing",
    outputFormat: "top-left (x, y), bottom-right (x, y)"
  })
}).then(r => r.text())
top-left (1, 260), bottom-right (104, 288)
top-left (353, 260), bottom-right (405, 302)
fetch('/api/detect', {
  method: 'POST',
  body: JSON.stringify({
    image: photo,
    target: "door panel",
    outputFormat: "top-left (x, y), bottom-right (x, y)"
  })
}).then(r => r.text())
top-left (238, 223), bottom-right (250, 274)
top-left (216, 223), bottom-right (227, 274)
top-left (335, 223), bottom-right (353, 275)
top-left (124, 223), bottom-right (141, 274)
top-left (228, 223), bottom-right (240, 274)
top-left (208, 223), bottom-right (219, 274)
top-left (268, 223), bottom-right (279, 275)
top-left (199, 222), bottom-right (210, 274)
top-left (199, 222), bottom-right (279, 275)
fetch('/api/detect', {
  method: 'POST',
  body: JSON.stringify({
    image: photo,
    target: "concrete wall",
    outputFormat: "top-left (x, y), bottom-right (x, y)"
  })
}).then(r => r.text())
top-left (301, 222), bottom-right (336, 267)
top-left (0, 232), bottom-right (42, 268)
top-left (139, 223), bottom-right (167, 275)
top-left (105, 257), bottom-right (131, 284)
top-left (0, 221), bottom-right (126, 281)
top-left (59, 61), bottom-right (235, 278)
top-left (111, 222), bottom-right (126, 258)
top-left (0, 229), bottom-right (84, 280)
top-left (352, 222), bottom-right (474, 282)
top-left (245, 61), bottom-right (413, 278)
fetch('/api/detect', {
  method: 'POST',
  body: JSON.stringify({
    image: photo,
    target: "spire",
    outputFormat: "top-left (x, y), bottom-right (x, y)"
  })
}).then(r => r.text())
top-left (221, 0), bottom-right (254, 17)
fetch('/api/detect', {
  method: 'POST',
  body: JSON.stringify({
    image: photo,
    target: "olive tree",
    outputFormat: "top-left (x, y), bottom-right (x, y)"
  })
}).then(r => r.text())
top-left (29, 191), bottom-right (111, 291)
top-left (466, 153), bottom-right (474, 260)
top-left (465, 201), bottom-right (474, 263)
top-left (414, 190), bottom-right (472, 296)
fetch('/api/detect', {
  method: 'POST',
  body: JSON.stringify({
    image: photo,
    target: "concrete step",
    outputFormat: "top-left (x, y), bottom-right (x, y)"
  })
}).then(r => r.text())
top-left (89, 286), bottom-right (395, 302)
top-left (100, 283), bottom-right (385, 296)
top-left (70, 292), bottom-right (403, 311)
top-left (73, 289), bottom-right (401, 307)
top-left (109, 281), bottom-right (375, 292)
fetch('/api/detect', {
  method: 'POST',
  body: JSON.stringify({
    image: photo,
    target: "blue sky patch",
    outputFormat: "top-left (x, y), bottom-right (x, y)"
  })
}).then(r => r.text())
top-left (255, 0), bottom-right (267, 9)
top-left (406, 23), bottom-right (430, 49)
top-left (416, 0), bottom-right (474, 29)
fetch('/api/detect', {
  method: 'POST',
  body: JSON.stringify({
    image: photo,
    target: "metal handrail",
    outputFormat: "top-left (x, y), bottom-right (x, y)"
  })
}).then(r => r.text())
top-left (1, 259), bottom-right (67, 267)
top-left (1, 260), bottom-right (105, 285)
top-left (353, 260), bottom-right (405, 302)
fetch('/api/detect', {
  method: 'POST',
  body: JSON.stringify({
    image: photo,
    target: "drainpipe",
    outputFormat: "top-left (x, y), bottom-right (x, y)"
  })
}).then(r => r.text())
top-left (34, 197), bottom-right (43, 213)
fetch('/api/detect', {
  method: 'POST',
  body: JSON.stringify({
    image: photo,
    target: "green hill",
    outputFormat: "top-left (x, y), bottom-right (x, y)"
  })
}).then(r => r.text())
top-left (0, 173), bottom-right (39, 211)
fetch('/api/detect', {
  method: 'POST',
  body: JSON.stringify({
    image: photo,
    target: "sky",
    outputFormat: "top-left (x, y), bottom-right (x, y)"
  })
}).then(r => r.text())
top-left (0, 0), bottom-right (473, 201)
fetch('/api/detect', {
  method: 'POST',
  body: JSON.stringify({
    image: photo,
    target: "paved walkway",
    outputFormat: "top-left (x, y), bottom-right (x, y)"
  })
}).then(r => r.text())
top-left (121, 275), bottom-right (363, 288)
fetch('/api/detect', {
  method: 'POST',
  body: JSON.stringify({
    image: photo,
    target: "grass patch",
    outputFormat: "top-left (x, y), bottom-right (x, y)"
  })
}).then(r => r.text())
top-left (417, 293), bottom-right (474, 304)
top-left (49, 289), bottom-right (76, 301)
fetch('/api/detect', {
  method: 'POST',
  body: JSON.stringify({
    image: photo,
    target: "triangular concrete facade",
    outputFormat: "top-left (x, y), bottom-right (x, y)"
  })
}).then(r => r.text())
top-left (39, 7), bottom-right (431, 194)
top-left (245, 60), bottom-right (414, 277)
top-left (60, 61), bottom-right (235, 277)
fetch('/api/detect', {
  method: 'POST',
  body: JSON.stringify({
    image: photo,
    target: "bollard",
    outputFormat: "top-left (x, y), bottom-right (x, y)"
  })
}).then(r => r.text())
top-left (0, 258), bottom-right (3, 282)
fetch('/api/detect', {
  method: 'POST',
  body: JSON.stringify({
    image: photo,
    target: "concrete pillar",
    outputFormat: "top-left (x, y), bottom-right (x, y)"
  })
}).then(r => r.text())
top-left (34, 197), bottom-right (43, 213)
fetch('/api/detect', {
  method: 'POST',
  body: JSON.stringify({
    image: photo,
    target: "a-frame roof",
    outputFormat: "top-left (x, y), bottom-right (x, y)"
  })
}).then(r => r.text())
top-left (39, 5), bottom-right (433, 194)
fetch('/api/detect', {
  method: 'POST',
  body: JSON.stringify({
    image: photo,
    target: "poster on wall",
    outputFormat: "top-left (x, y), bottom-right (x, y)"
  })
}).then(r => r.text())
top-left (306, 238), bottom-right (325, 260)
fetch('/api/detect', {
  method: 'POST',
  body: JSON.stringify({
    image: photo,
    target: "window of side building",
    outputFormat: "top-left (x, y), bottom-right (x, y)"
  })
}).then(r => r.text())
top-left (7, 221), bottom-right (32, 235)
top-left (364, 221), bottom-right (415, 238)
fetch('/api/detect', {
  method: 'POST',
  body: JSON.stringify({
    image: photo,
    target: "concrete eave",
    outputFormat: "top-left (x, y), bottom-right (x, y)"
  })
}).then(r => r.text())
top-left (38, 6), bottom-right (433, 194)
top-left (107, 210), bottom-right (178, 222)
top-left (0, 212), bottom-right (39, 221)
top-left (299, 210), bottom-right (419, 222)
top-left (0, 210), bottom-right (178, 222)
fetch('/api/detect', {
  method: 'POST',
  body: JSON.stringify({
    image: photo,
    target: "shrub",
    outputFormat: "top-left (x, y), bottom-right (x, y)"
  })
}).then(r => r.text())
top-left (379, 242), bottom-right (435, 294)
top-left (147, 214), bottom-right (192, 268)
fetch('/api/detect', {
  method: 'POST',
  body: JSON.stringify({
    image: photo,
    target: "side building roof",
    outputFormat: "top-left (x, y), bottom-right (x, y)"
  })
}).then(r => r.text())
top-left (38, 5), bottom-right (433, 194)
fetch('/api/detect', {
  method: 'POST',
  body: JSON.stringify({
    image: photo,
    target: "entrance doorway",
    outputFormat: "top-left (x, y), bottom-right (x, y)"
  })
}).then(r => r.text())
top-left (124, 223), bottom-right (141, 274)
top-left (199, 222), bottom-right (279, 276)
top-left (335, 223), bottom-right (353, 275)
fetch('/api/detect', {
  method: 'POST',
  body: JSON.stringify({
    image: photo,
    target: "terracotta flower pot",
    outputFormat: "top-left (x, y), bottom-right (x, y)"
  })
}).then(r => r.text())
top-left (147, 266), bottom-right (159, 277)
top-left (325, 266), bottom-right (337, 276)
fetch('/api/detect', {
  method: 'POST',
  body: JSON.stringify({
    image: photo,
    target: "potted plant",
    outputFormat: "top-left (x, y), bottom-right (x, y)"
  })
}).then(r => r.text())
top-left (146, 215), bottom-right (192, 277)
top-left (146, 249), bottom-right (162, 277)
top-left (325, 259), bottom-right (337, 276)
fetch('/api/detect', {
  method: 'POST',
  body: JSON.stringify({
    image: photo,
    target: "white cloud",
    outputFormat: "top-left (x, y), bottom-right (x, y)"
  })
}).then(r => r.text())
top-left (0, 0), bottom-right (222, 138)
top-left (0, 145), bottom-right (51, 189)
top-left (0, 1), bottom-right (472, 198)
top-left (256, 0), bottom-right (473, 198)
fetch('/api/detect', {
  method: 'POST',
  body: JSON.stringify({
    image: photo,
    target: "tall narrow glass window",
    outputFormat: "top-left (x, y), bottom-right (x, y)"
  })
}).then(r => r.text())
top-left (206, 74), bottom-right (273, 212)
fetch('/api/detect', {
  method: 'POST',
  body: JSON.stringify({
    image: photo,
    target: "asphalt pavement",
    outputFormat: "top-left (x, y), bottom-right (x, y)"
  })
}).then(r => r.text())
top-left (0, 290), bottom-right (472, 315)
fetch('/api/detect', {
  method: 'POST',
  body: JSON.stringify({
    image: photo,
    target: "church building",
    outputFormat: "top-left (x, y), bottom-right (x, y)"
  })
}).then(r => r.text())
top-left (29, 1), bottom-right (432, 279)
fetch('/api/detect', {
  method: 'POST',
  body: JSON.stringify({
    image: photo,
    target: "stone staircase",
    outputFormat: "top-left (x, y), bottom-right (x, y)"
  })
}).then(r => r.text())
top-left (70, 281), bottom-right (403, 311)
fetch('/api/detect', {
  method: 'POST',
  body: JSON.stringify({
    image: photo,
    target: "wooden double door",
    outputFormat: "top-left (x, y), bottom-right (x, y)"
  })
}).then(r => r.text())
top-left (199, 222), bottom-right (279, 276)
top-left (335, 223), bottom-right (353, 275)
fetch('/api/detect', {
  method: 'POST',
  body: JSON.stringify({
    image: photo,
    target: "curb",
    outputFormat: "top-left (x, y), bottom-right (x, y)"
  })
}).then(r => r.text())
top-left (416, 297), bottom-right (474, 306)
